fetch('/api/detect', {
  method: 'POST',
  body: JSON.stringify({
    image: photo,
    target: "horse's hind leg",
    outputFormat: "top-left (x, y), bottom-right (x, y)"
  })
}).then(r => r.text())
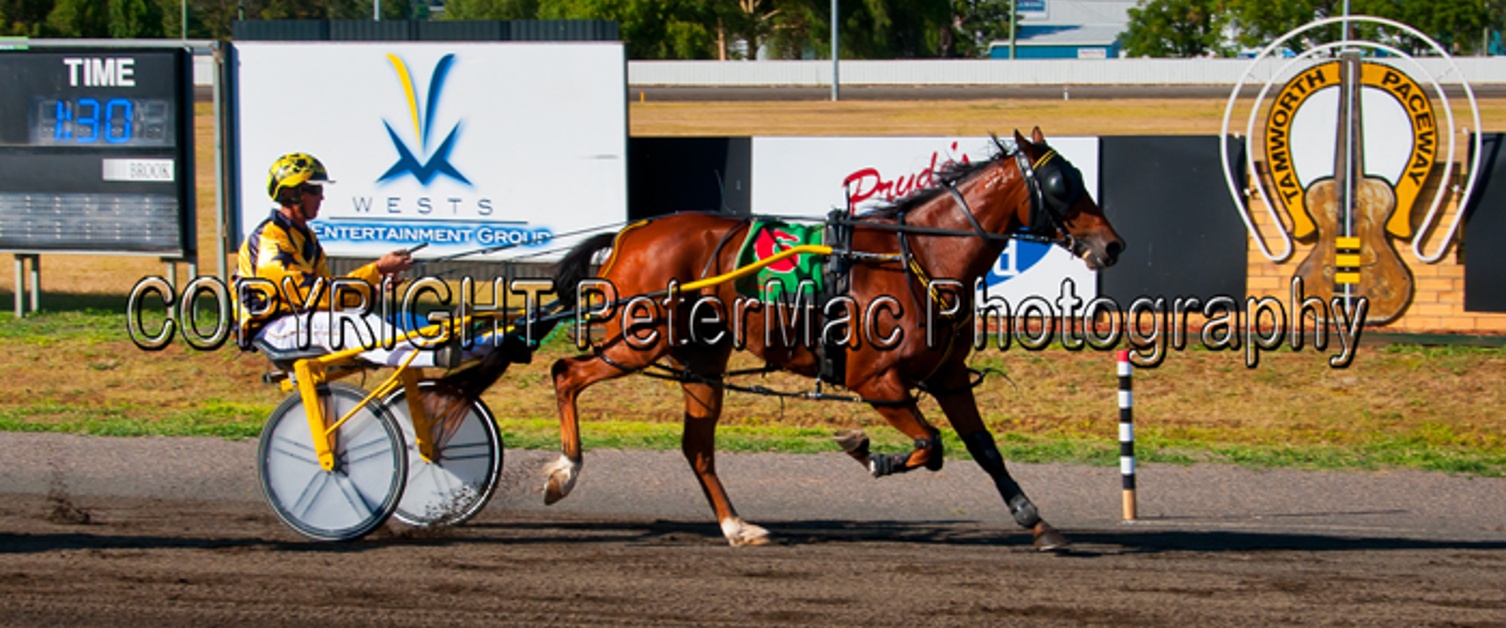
top-left (676, 346), bottom-right (768, 546)
top-left (930, 367), bottom-right (1068, 551)
top-left (846, 374), bottom-right (946, 477)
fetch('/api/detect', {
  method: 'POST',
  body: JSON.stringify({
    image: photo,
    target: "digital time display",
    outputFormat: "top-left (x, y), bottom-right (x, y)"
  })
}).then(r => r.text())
top-left (33, 97), bottom-right (171, 146)
top-left (0, 48), bottom-right (193, 255)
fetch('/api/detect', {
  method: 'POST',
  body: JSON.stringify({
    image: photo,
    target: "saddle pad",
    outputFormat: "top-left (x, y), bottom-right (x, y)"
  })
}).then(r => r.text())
top-left (733, 220), bottom-right (826, 302)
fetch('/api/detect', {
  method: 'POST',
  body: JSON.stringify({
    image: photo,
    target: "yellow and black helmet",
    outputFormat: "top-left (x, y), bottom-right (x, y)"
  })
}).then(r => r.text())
top-left (266, 152), bottom-right (332, 202)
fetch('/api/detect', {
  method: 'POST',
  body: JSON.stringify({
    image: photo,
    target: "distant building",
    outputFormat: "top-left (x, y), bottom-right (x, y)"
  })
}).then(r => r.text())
top-left (988, 0), bottom-right (1134, 60)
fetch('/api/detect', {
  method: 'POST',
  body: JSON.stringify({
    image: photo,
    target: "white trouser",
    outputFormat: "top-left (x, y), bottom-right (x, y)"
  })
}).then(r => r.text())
top-left (255, 311), bottom-right (490, 368)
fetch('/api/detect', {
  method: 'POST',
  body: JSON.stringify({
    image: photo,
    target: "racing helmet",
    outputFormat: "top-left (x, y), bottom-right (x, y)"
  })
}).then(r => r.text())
top-left (266, 152), bottom-right (332, 203)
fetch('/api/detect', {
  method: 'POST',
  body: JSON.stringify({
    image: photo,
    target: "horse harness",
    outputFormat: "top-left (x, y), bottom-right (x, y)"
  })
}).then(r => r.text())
top-left (604, 145), bottom-right (1085, 407)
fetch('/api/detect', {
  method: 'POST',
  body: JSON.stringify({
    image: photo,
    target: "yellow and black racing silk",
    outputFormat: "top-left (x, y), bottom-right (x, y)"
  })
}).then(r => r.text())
top-left (233, 210), bottom-right (382, 343)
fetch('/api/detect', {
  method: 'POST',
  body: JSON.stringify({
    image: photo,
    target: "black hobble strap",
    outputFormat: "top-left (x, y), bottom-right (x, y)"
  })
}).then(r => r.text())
top-left (960, 431), bottom-right (1041, 529)
top-left (817, 209), bottom-right (853, 387)
top-left (869, 427), bottom-right (944, 478)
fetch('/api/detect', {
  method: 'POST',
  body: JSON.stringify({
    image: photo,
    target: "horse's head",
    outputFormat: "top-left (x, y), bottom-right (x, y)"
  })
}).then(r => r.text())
top-left (1009, 128), bottom-right (1125, 270)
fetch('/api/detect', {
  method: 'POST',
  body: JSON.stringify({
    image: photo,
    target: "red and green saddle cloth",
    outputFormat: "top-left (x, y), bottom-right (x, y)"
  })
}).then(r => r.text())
top-left (734, 220), bottom-right (826, 302)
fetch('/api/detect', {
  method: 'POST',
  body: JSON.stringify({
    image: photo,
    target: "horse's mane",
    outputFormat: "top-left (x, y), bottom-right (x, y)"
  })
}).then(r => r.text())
top-left (856, 139), bottom-right (1014, 221)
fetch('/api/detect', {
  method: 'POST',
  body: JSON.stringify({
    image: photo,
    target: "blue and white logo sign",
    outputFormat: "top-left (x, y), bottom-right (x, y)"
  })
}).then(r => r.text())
top-left (380, 53), bottom-right (470, 187)
top-left (232, 41), bottom-right (628, 261)
top-left (985, 239), bottom-right (1052, 285)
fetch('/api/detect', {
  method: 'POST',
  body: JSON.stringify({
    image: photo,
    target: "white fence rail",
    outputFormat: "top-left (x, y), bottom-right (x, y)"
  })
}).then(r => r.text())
top-left (628, 58), bottom-right (1506, 86)
top-left (195, 55), bottom-right (1506, 88)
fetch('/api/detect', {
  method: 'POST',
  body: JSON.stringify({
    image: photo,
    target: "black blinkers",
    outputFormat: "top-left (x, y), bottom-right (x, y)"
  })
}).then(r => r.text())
top-left (1017, 147), bottom-right (1086, 240)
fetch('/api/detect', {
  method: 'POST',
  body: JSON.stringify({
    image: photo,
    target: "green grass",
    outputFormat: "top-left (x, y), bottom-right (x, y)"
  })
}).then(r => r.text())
top-left (3, 307), bottom-right (1505, 477)
top-left (4, 406), bottom-right (1500, 476)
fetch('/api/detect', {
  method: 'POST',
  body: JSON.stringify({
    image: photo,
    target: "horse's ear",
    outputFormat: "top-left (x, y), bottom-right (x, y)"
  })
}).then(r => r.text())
top-left (1031, 127), bottom-right (1046, 144)
top-left (1013, 129), bottom-right (1029, 147)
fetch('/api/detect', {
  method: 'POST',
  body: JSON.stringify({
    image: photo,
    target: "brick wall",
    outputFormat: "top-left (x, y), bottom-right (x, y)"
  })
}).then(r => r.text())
top-left (1243, 186), bottom-right (1506, 334)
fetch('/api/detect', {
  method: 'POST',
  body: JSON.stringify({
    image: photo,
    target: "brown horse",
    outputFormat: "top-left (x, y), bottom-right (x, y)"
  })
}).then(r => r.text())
top-left (543, 129), bottom-right (1124, 548)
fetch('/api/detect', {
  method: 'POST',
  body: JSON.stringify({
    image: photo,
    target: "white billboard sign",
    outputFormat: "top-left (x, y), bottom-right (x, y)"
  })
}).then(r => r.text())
top-left (232, 41), bottom-right (627, 262)
top-left (750, 135), bottom-right (1100, 302)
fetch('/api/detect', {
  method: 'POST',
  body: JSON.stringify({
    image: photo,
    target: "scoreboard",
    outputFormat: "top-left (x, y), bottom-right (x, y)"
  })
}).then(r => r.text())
top-left (0, 48), bottom-right (194, 255)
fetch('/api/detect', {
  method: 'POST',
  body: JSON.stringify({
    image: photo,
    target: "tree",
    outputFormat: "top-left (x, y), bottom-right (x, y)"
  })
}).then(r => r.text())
top-left (0, 0), bottom-right (54, 35)
top-left (110, 0), bottom-right (165, 37)
top-left (1230, 0), bottom-right (1492, 55)
top-left (944, 0), bottom-right (1012, 58)
top-left (46, 0), bottom-right (110, 37)
top-left (538, 0), bottom-right (717, 59)
top-left (1390, 0), bottom-right (1490, 54)
top-left (1121, 0), bottom-right (1235, 57)
top-left (442, 0), bottom-right (539, 19)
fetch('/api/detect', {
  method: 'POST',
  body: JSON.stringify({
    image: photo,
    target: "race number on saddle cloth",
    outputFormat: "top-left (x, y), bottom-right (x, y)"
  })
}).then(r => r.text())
top-left (733, 220), bottom-right (826, 302)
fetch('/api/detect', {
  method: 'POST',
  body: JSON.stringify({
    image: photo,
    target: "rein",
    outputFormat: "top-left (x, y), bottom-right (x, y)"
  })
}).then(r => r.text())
top-left (596, 348), bottom-right (999, 408)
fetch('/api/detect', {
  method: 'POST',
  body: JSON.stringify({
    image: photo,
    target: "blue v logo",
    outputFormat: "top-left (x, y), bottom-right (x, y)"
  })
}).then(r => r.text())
top-left (380, 53), bottom-right (470, 186)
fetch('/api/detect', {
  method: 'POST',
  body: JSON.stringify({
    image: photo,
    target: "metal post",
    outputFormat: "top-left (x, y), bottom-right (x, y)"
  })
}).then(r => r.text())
top-left (1342, 0), bottom-right (1351, 43)
top-left (181, 0), bottom-right (187, 40)
top-left (28, 255), bottom-right (38, 313)
top-left (374, 0), bottom-right (381, 21)
top-left (13, 256), bottom-right (23, 318)
top-left (213, 44), bottom-right (228, 284)
top-left (1009, 0), bottom-right (1017, 60)
top-left (830, 0), bottom-right (839, 101)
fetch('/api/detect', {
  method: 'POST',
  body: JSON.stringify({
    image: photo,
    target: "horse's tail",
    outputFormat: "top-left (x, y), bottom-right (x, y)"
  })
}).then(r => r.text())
top-left (553, 231), bottom-right (617, 310)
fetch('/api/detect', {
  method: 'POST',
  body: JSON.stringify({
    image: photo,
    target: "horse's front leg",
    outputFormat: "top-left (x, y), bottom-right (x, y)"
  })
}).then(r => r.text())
top-left (930, 368), bottom-right (1068, 551)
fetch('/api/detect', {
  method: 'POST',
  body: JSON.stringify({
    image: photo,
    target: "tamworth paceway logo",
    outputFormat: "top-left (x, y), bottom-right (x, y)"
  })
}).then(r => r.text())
top-left (1222, 15), bottom-right (1484, 325)
top-left (380, 53), bottom-right (470, 186)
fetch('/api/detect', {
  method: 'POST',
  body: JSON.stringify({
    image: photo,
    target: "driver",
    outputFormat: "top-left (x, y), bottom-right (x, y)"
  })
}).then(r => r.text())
top-left (233, 152), bottom-right (453, 366)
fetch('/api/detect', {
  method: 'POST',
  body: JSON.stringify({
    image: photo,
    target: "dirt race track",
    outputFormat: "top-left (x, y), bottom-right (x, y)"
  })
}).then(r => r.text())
top-left (3, 432), bottom-right (1505, 626)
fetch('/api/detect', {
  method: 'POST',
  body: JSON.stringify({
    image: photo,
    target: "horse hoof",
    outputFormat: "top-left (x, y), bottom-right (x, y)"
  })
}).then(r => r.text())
top-left (542, 455), bottom-right (580, 505)
top-left (1032, 522), bottom-right (1069, 552)
top-left (834, 429), bottom-right (871, 463)
top-left (721, 518), bottom-right (771, 547)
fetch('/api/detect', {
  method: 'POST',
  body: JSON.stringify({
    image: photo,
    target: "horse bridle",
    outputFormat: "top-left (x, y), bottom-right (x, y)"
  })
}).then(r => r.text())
top-left (940, 145), bottom-right (1085, 252)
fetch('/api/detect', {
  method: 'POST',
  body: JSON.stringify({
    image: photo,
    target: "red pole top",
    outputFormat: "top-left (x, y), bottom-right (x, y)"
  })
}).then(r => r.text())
top-left (1116, 349), bottom-right (1130, 363)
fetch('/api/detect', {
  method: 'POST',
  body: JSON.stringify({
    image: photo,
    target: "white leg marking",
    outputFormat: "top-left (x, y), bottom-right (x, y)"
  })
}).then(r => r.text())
top-left (720, 517), bottom-right (771, 547)
top-left (542, 454), bottom-right (581, 505)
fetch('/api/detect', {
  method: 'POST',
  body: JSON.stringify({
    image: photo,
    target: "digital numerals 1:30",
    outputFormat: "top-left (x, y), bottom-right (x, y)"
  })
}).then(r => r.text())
top-left (50, 97), bottom-right (137, 144)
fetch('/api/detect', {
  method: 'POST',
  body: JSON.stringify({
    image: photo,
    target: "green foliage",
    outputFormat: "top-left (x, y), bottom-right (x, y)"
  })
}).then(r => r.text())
top-left (442, 0), bottom-right (540, 20)
top-left (46, 0), bottom-right (109, 36)
top-left (1121, 0), bottom-right (1235, 58)
top-left (539, 0), bottom-right (716, 59)
top-left (945, 0), bottom-right (1012, 58)
top-left (0, 0), bottom-right (54, 35)
top-left (1123, 0), bottom-right (1499, 57)
top-left (109, 0), bottom-right (164, 37)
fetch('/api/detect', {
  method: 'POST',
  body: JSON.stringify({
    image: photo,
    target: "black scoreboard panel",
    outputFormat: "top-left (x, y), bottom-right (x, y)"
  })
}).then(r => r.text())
top-left (0, 48), bottom-right (193, 255)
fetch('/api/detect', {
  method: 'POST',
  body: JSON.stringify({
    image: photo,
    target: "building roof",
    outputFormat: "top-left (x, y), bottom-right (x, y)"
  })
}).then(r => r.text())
top-left (1025, 0), bottom-right (1136, 25)
top-left (1003, 0), bottom-right (1134, 47)
top-left (1013, 24), bottom-right (1125, 47)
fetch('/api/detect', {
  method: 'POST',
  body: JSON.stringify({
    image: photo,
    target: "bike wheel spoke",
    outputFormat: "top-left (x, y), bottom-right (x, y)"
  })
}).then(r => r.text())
top-left (289, 471), bottom-right (331, 520)
top-left (331, 472), bottom-right (375, 520)
top-left (270, 435), bottom-right (320, 467)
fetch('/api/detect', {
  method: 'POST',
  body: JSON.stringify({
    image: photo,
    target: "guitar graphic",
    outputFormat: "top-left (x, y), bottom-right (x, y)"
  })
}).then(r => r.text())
top-left (1292, 51), bottom-right (1413, 324)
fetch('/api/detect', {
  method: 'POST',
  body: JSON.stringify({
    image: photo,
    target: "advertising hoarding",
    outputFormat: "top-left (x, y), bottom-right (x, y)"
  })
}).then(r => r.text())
top-left (232, 41), bottom-right (627, 261)
top-left (750, 136), bottom-right (1101, 302)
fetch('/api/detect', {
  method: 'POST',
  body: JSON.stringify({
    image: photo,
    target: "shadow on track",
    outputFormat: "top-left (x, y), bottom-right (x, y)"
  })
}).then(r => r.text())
top-left (8, 518), bottom-right (1504, 555)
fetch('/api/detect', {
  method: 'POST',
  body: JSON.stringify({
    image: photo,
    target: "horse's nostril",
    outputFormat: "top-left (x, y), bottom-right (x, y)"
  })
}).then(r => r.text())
top-left (1105, 240), bottom-right (1124, 260)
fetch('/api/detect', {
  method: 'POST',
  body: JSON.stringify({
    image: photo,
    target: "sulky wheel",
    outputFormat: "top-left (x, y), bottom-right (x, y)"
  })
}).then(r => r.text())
top-left (382, 382), bottom-right (504, 528)
top-left (257, 382), bottom-right (407, 541)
